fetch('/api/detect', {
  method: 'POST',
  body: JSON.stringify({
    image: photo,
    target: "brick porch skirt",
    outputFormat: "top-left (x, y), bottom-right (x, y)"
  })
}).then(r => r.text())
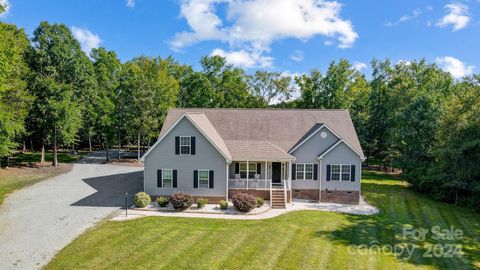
top-left (321, 190), bottom-right (359, 205)
top-left (228, 189), bottom-right (292, 203)
top-left (291, 189), bottom-right (360, 205)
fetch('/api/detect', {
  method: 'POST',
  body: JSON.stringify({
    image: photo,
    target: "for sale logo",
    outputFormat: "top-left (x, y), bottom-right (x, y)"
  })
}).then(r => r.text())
top-left (347, 225), bottom-right (463, 259)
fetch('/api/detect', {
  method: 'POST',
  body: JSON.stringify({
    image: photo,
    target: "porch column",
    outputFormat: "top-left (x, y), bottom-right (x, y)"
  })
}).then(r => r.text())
top-left (246, 161), bottom-right (249, 190)
top-left (265, 161), bottom-right (268, 189)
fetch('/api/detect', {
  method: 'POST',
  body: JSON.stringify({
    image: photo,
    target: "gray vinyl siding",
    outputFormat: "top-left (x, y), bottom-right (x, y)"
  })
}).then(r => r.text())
top-left (321, 142), bottom-right (361, 191)
top-left (290, 127), bottom-right (337, 189)
top-left (144, 117), bottom-right (227, 197)
top-left (228, 162), bottom-right (267, 179)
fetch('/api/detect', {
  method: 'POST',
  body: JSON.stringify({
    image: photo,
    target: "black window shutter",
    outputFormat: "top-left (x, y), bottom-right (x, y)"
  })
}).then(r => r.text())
top-left (175, 136), bottom-right (180, 155)
top-left (193, 170), bottom-right (198, 188)
top-left (191, 136), bottom-right (196, 155)
top-left (209, 170), bottom-right (214, 189)
top-left (326, 165), bottom-right (331, 181)
top-left (157, 169), bottom-right (162, 187)
top-left (292, 163), bottom-right (296, 180)
top-left (173, 170), bottom-right (177, 187)
top-left (256, 163), bottom-right (261, 174)
top-left (351, 165), bottom-right (356, 182)
top-left (313, 164), bottom-right (318, 180)
top-left (235, 163), bottom-right (239, 174)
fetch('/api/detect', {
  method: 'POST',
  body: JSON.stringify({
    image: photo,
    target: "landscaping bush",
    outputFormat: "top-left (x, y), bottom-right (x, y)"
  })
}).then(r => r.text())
top-left (169, 192), bottom-right (193, 210)
top-left (156, 196), bottom-right (169, 207)
top-left (232, 193), bottom-right (257, 212)
top-left (219, 200), bottom-right (228, 210)
top-left (134, 192), bottom-right (151, 208)
top-left (256, 197), bottom-right (265, 207)
top-left (196, 198), bottom-right (208, 209)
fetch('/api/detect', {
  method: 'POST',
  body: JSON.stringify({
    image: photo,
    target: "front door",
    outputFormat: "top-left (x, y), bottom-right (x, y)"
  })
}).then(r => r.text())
top-left (272, 162), bottom-right (281, 185)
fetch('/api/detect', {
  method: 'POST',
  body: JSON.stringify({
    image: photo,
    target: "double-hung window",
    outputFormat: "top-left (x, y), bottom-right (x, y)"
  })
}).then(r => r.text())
top-left (331, 164), bottom-right (351, 181)
top-left (180, 136), bottom-right (191, 154)
top-left (239, 162), bottom-right (257, 178)
top-left (162, 169), bottom-right (173, 187)
top-left (296, 163), bottom-right (313, 180)
top-left (198, 170), bottom-right (209, 188)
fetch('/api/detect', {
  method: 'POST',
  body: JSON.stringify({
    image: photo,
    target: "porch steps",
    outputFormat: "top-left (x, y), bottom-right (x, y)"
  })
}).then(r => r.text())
top-left (271, 189), bottom-right (286, 209)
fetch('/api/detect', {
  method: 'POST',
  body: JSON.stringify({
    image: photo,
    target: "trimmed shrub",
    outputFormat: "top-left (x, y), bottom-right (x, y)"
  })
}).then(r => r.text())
top-left (169, 192), bottom-right (193, 211)
top-left (232, 193), bottom-right (257, 213)
top-left (256, 197), bottom-right (265, 207)
top-left (156, 196), bottom-right (169, 207)
top-left (219, 200), bottom-right (228, 210)
top-left (134, 192), bottom-right (151, 208)
top-left (196, 198), bottom-right (208, 209)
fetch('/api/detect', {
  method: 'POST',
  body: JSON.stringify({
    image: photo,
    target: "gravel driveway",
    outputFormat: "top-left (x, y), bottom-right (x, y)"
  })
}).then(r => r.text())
top-left (0, 151), bottom-right (143, 270)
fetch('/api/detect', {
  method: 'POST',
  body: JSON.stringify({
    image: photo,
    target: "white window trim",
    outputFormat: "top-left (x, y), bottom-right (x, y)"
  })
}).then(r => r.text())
top-left (239, 162), bottom-right (257, 178)
top-left (330, 164), bottom-right (351, 182)
top-left (180, 136), bottom-right (191, 155)
top-left (162, 169), bottom-right (173, 188)
top-left (198, 169), bottom-right (210, 189)
top-left (296, 163), bottom-right (314, 180)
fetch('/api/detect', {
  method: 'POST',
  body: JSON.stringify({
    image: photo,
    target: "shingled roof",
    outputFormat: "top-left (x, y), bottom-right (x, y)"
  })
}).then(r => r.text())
top-left (160, 108), bottom-right (364, 160)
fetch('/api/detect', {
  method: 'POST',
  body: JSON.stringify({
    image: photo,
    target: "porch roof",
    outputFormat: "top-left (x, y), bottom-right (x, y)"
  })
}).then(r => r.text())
top-left (225, 140), bottom-right (295, 161)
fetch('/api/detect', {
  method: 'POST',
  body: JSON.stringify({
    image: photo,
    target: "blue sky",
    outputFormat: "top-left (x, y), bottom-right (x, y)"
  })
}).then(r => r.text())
top-left (1, 0), bottom-right (479, 78)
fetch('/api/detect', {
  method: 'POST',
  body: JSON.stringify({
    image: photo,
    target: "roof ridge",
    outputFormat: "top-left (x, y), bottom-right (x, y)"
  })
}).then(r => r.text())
top-left (171, 108), bottom-right (349, 112)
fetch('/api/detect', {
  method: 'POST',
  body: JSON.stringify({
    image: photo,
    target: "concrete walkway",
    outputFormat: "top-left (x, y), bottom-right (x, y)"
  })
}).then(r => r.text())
top-left (112, 197), bottom-right (379, 221)
top-left (0, 151), bottom-right (143, 270)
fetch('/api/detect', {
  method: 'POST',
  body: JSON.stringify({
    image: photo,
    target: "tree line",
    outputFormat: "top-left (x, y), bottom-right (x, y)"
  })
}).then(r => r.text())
top-left (1, 21), bottom-right (479, 210)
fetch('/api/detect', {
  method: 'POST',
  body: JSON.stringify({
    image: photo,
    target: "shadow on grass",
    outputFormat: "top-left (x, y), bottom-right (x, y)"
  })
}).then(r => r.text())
top-left (315, 176), bottom-right (480, 269)
top-left (71, 171), bottom-right (143, 207)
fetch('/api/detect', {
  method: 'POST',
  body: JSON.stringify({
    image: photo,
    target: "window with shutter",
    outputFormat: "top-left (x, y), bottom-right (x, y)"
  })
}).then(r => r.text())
top-left (198, 170), bottom-right (209, 188)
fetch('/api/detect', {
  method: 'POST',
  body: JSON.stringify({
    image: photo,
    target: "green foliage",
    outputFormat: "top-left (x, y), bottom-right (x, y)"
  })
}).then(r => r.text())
top-left (256, 197), bottom-right (265, 207)
top-left (232, 193), bottom-right (257, 212)
top-left (218, 200), bottom-right (228, 210)
top-left (134, 192), bottom-right (151, 208)
top-left (169, 192), bottom-right (193, 211)
top-left (196, 198), bottom-right (208, 209)
top-left (0, 23), bottom-right (32, 157)
top-left (155, 196), bottom-right (169, 207)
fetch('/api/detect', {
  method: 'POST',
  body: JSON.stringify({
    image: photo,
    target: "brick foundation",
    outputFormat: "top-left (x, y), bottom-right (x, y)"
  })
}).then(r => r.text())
top-left (320, 190), bottom-right (359, 205)
top-left (228, 189), bottom-right (292, 203)
top-left (292, 189), bottom-right (319, 201)
top-left (150, 195), bottom-right (225, 204)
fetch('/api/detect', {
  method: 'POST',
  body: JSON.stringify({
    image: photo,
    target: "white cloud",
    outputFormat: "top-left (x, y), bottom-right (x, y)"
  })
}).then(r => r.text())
top-left (126, 0), bottom-right (135, 8)
top-left (352, 61), bottom-right (367, 71)
top-left (0, 0), bottom-right (10, 17)
top-left (385, 7), bottom-right (426, 27)
top-left (172, 0), bottom-right (358, 67)
top-left (290, 50), bottom-right (304, 62)
top-left (435, 56), bottom-right (474, 79)
top-left (210, 48), bottom-right (273, 68)
top-left (436, 3), bottom-right (470, 31)
top-left (71, 26), bottom-right (102, 55)
top-left (397, 59), bottom-right (412, 65)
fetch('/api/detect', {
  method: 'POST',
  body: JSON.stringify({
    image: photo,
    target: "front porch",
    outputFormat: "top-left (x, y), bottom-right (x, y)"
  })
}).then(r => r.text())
top-left (227, 161), bottom-right (293, 208)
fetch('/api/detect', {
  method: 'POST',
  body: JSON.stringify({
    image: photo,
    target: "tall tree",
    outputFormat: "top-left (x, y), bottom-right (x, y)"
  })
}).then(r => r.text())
top-left (28, 22), bottom-right (91, 166)
top-left (248, 71), bottom-right (293, 106)
top-left (0, 23), bottom-right (32, 159)
top-left (91, 47), bottom-right (122, 161)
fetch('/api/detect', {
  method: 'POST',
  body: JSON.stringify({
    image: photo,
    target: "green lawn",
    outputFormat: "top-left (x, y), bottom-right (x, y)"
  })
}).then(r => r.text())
top-left (11, 150), bottom-right (86, 164)
top-left (46, 171), bottom-right (480, 270)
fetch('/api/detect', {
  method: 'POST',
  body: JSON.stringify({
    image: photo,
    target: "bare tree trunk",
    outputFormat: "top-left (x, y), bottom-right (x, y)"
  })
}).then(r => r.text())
top-left (117, 133), bottom-right (121, 160)
top-left (105, 136), bottom-right (110, 162)
top-left (40, 143), bottom-right (45, 164)
top-left (30, 137), bottom-right (34, 152)
top-left (88, 136), bottom-right (92, 152)
top-left (137, 133), bottom-right (141, 162)
top-left (53, 124), bottom-right (58, 167)
top-left (22, 140), bottom-right (26, 153)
